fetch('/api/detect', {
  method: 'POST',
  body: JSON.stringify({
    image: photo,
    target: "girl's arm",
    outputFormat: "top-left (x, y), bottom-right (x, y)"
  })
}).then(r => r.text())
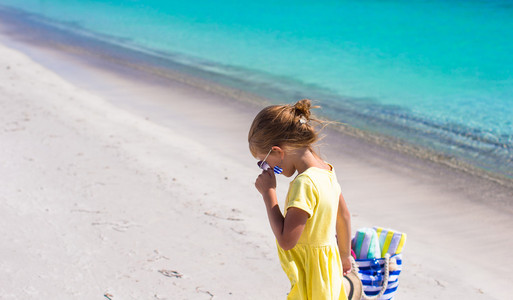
top-left (256, 169), bottom-right (308, 250)
top-left (261, 190), bottom-right (309, 250)
top-left (336, 192), bottom-right (352, 275)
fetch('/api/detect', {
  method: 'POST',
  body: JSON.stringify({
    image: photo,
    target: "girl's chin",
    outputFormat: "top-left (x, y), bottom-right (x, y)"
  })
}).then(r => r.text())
top-left (281, 170), bottom-right (295, 178)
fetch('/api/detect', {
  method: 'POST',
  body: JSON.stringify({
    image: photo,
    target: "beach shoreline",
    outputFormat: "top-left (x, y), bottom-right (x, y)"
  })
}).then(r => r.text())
top-left (1, 10), bottom-right (513, 300)
top-left (2, 5), bottom-right (512, 184)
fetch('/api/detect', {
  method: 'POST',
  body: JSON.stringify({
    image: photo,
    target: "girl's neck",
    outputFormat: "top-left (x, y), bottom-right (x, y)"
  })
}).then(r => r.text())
top-left (293, 148), bottom-right (330, 174)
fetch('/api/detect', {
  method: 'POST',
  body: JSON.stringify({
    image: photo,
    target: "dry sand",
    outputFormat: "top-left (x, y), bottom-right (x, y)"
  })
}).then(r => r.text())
top-left (1, 28), bottom-right (513, 300)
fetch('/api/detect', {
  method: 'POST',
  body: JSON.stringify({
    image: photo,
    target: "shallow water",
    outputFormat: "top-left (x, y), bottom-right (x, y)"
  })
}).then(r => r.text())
top-left (0, 0), bottom-right (512, 177)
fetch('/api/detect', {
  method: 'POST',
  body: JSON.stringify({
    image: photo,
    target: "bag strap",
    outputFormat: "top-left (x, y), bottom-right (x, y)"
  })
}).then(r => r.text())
top-left (351, 253), bottom-right (391, 300)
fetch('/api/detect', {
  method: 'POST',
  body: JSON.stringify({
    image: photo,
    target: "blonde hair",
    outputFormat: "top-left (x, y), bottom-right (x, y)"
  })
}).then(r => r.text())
top-left (248, 99), bottom-right (323, 157)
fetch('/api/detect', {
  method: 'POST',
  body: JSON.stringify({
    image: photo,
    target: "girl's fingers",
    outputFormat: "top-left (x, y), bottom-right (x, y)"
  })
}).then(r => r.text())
top-left (255, 168), bottom-right (276, 191)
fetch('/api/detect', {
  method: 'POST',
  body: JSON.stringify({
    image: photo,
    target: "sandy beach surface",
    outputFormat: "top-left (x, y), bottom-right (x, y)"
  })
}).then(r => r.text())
top-left (1, 23), bottom-right (513, 300)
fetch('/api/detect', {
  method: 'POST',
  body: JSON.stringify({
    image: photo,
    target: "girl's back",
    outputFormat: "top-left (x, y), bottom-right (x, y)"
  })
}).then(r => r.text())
top-left (285, 166), bottom-right (341, 246)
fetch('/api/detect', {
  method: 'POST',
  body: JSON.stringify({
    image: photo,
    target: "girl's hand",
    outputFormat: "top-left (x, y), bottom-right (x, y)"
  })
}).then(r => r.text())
top-left (255, 169), bottom-right (276, 196)
top-left (341, 255), bottom-right (352, 275)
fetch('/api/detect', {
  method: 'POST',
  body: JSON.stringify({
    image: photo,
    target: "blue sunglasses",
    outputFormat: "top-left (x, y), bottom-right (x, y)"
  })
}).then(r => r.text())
top-left (257, 148), bottom-right (283, 174)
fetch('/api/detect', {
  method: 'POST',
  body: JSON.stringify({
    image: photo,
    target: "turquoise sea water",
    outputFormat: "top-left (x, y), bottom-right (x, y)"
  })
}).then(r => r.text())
top-left (1, 0), bottom-right (512, 177)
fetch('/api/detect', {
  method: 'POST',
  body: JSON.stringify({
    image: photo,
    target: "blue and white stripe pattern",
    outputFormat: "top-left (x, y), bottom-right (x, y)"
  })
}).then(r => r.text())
top-left (357, 254), bottom-right (403, 300)
top-left (259, 148), bottom-right (283, 174)
top-left (273, 165), bottom-right (283, 174)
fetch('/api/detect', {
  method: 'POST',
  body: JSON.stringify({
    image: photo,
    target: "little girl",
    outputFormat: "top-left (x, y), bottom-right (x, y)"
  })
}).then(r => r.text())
top-left (248, 99), bottom-right (352, 300)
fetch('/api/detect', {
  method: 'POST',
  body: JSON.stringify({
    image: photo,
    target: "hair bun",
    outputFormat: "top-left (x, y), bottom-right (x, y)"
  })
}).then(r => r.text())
top-left (293, 99), bottom-right (312, 119)
top-left (248, 99), bottom-right (325, 157)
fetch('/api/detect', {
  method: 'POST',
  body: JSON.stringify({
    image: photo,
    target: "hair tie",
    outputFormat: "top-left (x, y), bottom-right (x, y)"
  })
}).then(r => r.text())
top-left (299, 116), bottom-right (308, 124)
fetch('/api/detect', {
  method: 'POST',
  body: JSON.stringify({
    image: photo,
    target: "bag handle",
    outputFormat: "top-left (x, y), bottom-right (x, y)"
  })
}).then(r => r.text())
top-left (351, 253), bottom-right (390, 300)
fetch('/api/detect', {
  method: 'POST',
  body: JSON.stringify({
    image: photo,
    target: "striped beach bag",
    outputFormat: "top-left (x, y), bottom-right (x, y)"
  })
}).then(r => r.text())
top-left (351, 227), bottom-right (406, 300)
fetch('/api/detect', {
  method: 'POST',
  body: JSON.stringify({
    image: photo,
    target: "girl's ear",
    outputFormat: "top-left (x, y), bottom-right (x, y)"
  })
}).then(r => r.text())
top-left (272, 146), bottom-right (285, 160)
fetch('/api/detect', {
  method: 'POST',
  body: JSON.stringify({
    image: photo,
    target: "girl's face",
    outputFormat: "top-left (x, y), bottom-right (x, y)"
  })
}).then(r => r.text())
top-left (256, 147), bottom-right (296, 177)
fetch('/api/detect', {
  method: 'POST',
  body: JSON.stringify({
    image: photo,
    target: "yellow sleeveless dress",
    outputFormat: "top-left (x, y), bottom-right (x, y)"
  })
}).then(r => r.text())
top-left (277, 166), bottom-right (347, 300)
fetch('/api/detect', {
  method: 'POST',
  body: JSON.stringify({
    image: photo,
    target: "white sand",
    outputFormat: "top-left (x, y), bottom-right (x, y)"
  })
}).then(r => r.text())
top-left (1, 35), bottom-right (513, 300)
